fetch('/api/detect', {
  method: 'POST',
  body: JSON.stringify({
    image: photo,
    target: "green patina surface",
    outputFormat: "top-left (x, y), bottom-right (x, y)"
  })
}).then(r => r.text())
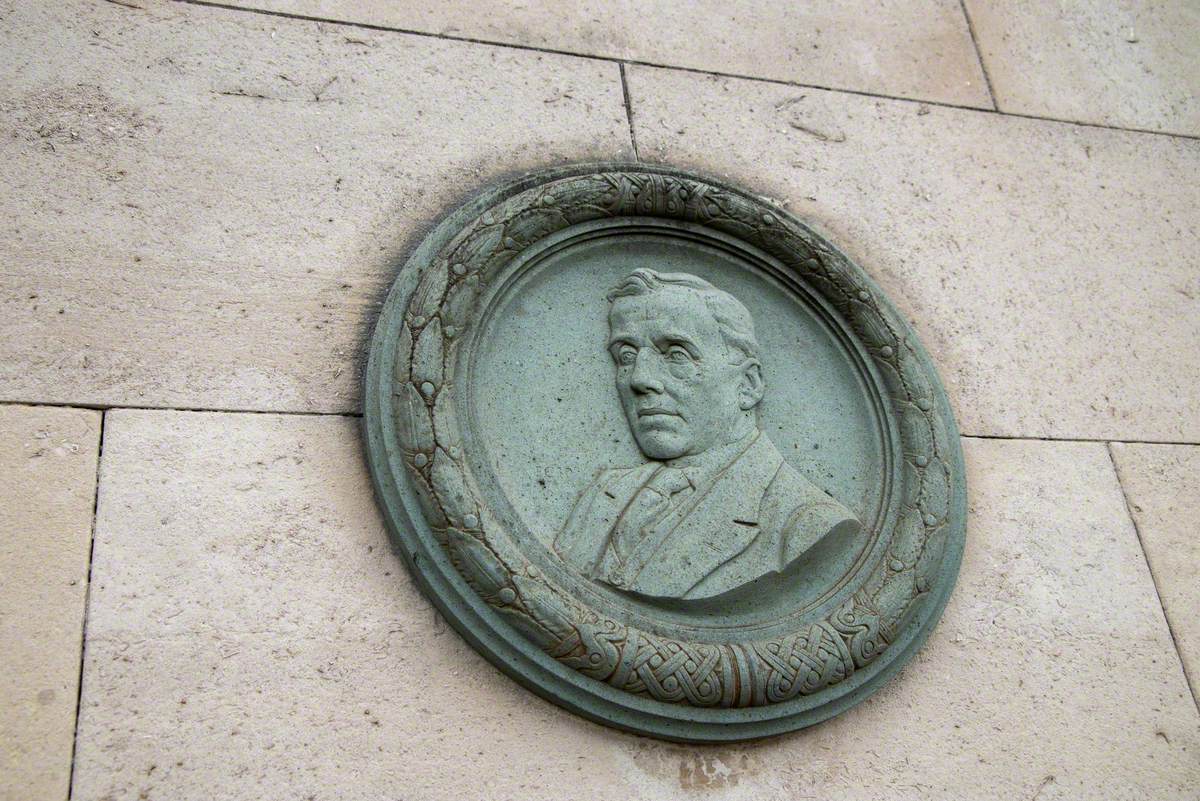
top-left (363, 162), bottom-right (966, 742)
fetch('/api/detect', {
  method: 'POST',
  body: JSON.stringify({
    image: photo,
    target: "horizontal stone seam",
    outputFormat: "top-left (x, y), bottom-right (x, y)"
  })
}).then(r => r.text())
top-left (959, 433), bottom-right (1200, 447)
top-left (174, 0), bottom-right (1200, 142)
top-left (4, 401), bottom-right (1196, 446)
top-left (0, 399), bottom-right (364, 419)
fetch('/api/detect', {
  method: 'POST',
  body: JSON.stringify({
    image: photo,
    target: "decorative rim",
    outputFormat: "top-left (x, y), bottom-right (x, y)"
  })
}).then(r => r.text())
top-left (364, 163), bottom-right (966, 741)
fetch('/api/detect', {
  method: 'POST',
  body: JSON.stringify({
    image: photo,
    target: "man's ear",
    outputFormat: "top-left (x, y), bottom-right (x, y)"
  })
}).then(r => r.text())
top-left (738, 360), bottom-right (764, 410)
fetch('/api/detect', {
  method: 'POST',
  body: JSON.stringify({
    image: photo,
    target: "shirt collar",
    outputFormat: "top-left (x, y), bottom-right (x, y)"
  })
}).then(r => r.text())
top-left (667, 428), bottom-right (760, 490)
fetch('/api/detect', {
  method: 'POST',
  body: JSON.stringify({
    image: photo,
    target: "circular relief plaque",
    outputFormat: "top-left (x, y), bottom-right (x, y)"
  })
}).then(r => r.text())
top-left (364, 163), bottom-right (966, 742)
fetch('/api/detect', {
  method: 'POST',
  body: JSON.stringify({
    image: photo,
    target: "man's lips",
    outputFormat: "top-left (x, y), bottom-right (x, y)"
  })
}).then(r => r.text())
top-left (637, 408), bottom-right (679, 418)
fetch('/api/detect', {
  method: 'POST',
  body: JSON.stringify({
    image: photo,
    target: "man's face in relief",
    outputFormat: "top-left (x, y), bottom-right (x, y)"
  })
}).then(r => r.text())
top-left (608, 287), bottom-right (750, 461)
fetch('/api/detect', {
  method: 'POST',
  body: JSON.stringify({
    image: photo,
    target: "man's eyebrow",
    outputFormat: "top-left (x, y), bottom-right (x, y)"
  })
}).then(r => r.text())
top-left (655, 332), bottom-right (700, 351)
top-left (606, 335), bottom-right (636, 350)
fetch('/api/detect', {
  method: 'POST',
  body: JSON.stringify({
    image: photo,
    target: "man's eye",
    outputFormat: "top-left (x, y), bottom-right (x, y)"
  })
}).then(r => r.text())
top-left (666, 347), bottom-right (691, 363)
top-left (617, 348), bottom-right (637, 366)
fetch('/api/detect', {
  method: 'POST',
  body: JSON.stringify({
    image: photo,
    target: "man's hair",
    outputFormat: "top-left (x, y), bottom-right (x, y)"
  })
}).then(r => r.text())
top-left (606, 268), bottom-right (760, 363)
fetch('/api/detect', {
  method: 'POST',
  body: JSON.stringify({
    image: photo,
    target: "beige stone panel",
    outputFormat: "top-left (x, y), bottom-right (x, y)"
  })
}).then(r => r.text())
top-left (964, 0), bottom-right (1200, 136)
top-left (0, 0), bottom-right (631, 413)
top-left (0, 404), bottom-right (102, 801)
top-left (73, 412), bottom-right (1198, 799)
top-left (221, 0), bottom-right (992, 108)
top-left (626, 65), bottom-right (1200, 441)
top-left (1111, 442), bottom-right (1200, 701)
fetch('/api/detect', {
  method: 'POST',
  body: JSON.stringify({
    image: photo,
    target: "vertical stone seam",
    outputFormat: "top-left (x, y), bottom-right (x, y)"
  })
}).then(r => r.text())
top-left (65, 409), bottom-right (106, 801)
top-left (1106, 442), bottom-right (1200, 714)
top-left (619, 63), bottom-right (641, 161)
top-left (957, 0), bottom-right (998, 111)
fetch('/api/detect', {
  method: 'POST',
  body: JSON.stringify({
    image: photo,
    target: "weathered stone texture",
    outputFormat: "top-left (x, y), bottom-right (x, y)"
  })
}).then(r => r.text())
top-left (625, 65), bottom-right (1200, 442)
top-left (0, 404), bottom-right (102, 801)
top-left (0, 0), bottom-right (631, 414)
top-left (222, 0), bottom-right (992, 108)
top-left (5, 1), bottom-right (1199, 796)
top-left (72, 412), bottom-right (1199, 800)
top-left (1111, 442), bottom-right (1200, 702)
top-left (965, 0), bottom-right (1200, 135)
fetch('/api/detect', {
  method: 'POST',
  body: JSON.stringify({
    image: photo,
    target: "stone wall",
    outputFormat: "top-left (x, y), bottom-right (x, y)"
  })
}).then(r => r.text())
top-left (2, 1), bottom-right (1197, 799)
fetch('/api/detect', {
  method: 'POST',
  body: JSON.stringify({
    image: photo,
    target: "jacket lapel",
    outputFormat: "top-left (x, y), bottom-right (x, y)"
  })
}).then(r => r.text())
top-left (628, 434), bottom-right (783, 598)
top-left (555, 462), bottom-right (656, 571)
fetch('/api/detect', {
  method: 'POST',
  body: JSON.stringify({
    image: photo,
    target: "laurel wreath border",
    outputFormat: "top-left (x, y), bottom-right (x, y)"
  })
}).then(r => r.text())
top-left (381, 168), bottom-right (958, 708)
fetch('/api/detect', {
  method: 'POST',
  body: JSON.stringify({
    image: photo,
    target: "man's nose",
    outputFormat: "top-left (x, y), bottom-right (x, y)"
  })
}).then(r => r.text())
top-left (629, 349), bottom-right (664, 394)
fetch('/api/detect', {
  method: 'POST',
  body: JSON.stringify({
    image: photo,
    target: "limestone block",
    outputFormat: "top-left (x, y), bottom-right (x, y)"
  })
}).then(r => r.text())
top-left (964, 1), bottom-right (1200, 135)
top-left (221, 0), bottom-right (992, 108)
top-left (73, 412), bottom-right (1199, 800)
top-left (625, 65), bottom-right (1200, 442)
top-left (0, 0), bottom-right (631, 414)
top-left (0, 404), bottom-right (102, 801)
top-left (1110, 442), bottom-right (1200, 701)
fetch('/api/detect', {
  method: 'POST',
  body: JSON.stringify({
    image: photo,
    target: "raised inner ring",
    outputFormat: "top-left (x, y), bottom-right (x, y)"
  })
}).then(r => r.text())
top-left (459, 217), bottom-right (899, 641)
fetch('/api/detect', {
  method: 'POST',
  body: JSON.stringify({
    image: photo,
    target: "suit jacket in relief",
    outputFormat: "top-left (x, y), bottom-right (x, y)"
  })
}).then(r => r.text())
top-left (553, 432), bottom-right (860, 601)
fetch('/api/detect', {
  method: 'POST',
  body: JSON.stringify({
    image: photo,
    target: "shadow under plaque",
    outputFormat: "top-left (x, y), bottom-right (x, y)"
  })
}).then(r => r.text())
top-left (464, 220), bottom-right (894, 636)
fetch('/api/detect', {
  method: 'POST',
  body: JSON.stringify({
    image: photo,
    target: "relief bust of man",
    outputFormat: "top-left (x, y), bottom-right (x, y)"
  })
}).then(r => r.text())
top-left (554, 268), bottom-right (861, 602)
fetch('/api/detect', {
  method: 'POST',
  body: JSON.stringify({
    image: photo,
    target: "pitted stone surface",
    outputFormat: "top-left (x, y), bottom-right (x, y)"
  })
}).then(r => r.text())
top-left (625, 65), bottom-right (1200, 442)
top-left (75, 410), bottom-right (643, 801)
top-left (1110, 442), bottom-right (1200, 702)
top-left (221, 0), bottom-right (992, 108)
top-left (5, 0), bottom-right (1199, 795)
top-left (0, 0), bottom-right (631, 414)
top-left (964, 0), bottom-right (1200, 135)
top-left (0, 404), bottom-right (102, 801)
top-left (72, 412), bottom-right (1199, 800)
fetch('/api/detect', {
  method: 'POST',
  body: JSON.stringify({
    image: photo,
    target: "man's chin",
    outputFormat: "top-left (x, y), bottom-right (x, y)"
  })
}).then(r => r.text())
top-left (633, 430), bottom-right (690, 461)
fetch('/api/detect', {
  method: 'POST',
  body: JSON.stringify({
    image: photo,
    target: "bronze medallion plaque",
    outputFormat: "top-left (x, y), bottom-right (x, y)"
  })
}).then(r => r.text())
top-left (364, 163), bottom-right (966, 742)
